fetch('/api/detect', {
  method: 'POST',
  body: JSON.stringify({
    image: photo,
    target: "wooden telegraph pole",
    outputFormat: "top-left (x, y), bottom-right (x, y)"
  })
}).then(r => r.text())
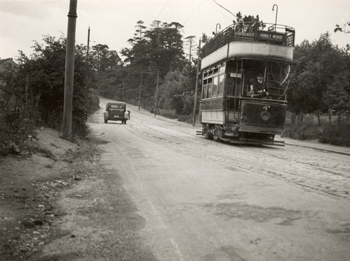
top-left (138, 73), bottom-right (143, 111)
top-left (154, 69), bottom-right (159, 116)
top-left (192, 38), bottom-right (201, 126)
top-left (62, 0), bottom-right (78, 140)
top-left (87, 26), bottom-right (90, 61)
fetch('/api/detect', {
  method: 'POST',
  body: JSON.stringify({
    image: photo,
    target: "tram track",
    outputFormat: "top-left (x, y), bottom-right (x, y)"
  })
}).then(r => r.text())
top-left (126, 122), bottom-right (350, 201)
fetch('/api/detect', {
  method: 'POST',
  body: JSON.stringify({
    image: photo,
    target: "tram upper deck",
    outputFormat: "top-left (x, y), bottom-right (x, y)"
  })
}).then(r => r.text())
top-left (200, 23), bottom-right (295, 70)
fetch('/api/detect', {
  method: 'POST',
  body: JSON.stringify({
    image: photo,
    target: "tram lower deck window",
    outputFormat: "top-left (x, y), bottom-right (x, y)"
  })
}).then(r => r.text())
top-left (212, 76), bottom-right (218, 97)
top-left (217, 74), bottom-right (224, 96)
top-left (202, 84), bottom-right (208, 98)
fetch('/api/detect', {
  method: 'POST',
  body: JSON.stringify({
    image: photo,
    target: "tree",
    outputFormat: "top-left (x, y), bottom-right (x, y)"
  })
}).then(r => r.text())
top-left (121, 20), bottom-right (186, 75)
top-left (118, 20), bottom-right (187, 104)
top-left (288, 33), bottom-right (350, 114)
top-left (134, 20), bottom-right (147, 42)
top-left (13, 35), bottom-right (98, 136)
top-left (105, 50), bottom-right (122, 70)
top-left (92, 44), bottom-right (109, 71)
top-left (154, 22), bottom-right (186, 73)
top-left (158, 70), bottom-right (185, 112)
top-left (179, 63), bottom-right (198, 115)
top-left (184, 36), bottom-right (196, 63)
top-left (323, 74), bottom-right (350, 112)
top-left (90, 44), bottom-right (122, 72)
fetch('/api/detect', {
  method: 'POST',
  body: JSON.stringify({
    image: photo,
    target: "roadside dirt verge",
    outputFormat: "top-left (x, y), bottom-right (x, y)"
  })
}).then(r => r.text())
top-left (0, 128), bottom-right (98, 260)
top-left (0, 128), bottom-right (155, 261)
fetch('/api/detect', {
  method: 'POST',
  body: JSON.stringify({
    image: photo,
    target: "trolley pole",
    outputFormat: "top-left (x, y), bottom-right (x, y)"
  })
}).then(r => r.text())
top-left (62, 0), bottom-right (78, 140)
top-left (192, 38), bottom-right (201, 127)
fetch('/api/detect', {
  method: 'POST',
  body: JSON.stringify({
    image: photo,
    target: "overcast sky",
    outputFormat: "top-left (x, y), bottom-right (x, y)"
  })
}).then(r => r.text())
top-left (0, 0), bottom-right (349, 60)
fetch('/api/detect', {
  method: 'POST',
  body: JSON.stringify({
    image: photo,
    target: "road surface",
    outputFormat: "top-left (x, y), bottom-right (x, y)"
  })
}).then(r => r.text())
top-left (44, 98), bottom-right (350, 261)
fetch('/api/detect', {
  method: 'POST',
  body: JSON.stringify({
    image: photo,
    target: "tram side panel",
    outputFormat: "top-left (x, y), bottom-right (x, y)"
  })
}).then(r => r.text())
top-left (200, 98), bottom-right (225, 125)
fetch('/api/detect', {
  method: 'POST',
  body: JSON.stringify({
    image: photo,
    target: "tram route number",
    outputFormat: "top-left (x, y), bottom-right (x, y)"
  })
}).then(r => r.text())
top-left (263, 105), bottom-right (270, 110)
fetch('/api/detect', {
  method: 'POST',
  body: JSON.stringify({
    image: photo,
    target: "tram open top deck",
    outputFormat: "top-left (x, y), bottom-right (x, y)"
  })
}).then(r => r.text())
top-left (200, 23), bottom-right (295, 70)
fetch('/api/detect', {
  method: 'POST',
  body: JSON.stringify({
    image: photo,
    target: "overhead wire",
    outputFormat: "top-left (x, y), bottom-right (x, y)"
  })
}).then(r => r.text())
top-left (155, 0), bottom-right (172, 20)
top-left (183, 0), bottom-right (206, 25)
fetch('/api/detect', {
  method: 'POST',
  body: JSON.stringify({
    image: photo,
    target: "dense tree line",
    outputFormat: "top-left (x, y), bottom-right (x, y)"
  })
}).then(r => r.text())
top-left (96, 20), bottom-right (198, 115)
top-left (89, 43), bottom-right (122, 71)
top-left (1, 14), bottom-right (350, 153)
top-left (287, 33), bottom-right (350, 115)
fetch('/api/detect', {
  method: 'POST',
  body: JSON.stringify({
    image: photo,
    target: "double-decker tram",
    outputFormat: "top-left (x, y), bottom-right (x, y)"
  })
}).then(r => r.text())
top-left (199, 22), bottom-right (295, 146)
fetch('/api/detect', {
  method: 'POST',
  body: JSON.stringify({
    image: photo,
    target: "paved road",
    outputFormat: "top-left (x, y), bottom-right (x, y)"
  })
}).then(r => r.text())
top-left (88, 98), bottom-right (350, 261)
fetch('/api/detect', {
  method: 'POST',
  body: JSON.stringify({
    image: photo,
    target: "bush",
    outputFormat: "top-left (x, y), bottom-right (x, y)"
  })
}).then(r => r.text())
top-left (319, 123), bottom-right (350, 146)
top-left (177, 113), bottom-right (193, 124)
top-left (283, 118), bottom-right (322, 140)
top-left (13, 35), bottom-right (99, 139)
top-left (0, 99), bottom-right (38, 154)
top-left (283, 112), bottom-right (350, 147)
top-left (157, 108), bottom-right (177, 119)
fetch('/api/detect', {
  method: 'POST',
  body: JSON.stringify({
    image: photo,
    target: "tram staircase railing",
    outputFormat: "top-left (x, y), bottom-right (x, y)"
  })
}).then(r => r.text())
top-left (266, 73), bottom-right (285, 100)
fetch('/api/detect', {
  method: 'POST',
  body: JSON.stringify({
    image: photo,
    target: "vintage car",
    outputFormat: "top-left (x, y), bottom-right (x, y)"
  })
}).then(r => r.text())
top-left (104, 101), bottom-right (128, 124)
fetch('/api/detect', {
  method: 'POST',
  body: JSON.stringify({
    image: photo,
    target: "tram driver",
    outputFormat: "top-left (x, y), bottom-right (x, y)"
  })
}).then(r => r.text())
top-left (248, 74), bottom-right (269, 98)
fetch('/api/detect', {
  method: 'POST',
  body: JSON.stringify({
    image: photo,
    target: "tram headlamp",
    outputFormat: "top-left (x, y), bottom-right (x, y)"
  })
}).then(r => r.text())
top-left (260, 111), bottom-right (271, 121)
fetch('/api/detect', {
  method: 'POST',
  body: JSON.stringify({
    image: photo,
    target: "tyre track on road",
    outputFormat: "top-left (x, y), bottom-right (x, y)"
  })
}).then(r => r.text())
top-left (127, 123), bottom-right (350, 201)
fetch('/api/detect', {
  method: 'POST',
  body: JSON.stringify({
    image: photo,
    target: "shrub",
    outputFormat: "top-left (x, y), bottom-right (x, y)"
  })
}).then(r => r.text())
top-left (0, 99), bottom-right (38, 154)
top-left (177, 114), bottom-right (193, 124)
top-left (319, 123), bottom-right (350, 146)
top-left (283, 118), bottom-right (322, 140)
top-left (13, 35), bottom-right (99, 139)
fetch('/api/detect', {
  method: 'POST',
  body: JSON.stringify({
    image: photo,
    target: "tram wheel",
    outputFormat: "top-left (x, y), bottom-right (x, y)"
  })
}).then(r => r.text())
top-left (203, 125), bottom-right (213, 140)
top-left (213, 125), bottom-right (223, 142)
top-left (205, 130), bottom-right (213, 140)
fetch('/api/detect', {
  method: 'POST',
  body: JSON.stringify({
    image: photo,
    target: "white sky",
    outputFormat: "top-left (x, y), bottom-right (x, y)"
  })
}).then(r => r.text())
top-left (0, 0), bottom-right (349, 60)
